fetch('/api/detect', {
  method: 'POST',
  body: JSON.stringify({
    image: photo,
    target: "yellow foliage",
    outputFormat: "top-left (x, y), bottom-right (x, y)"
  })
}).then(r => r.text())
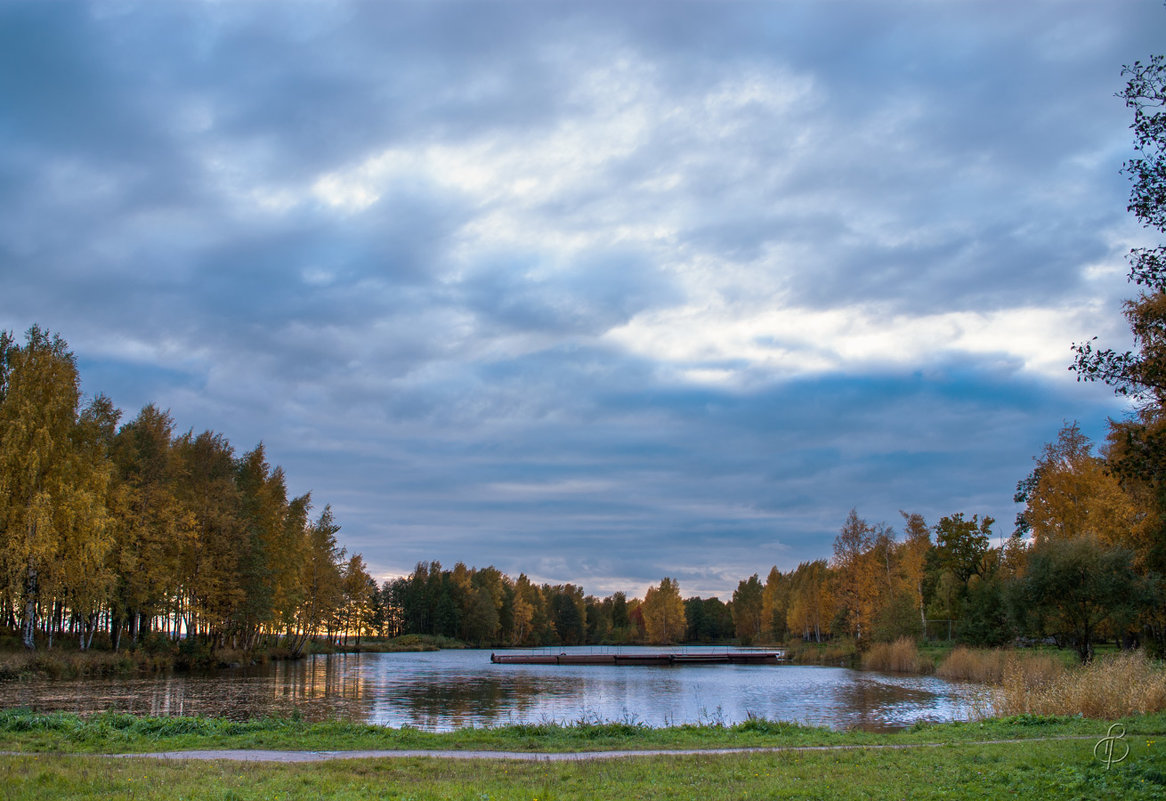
top-left (1025, 423), bottom-right (1151, 556)
top-left (641, 577), bottom-right (686, 644)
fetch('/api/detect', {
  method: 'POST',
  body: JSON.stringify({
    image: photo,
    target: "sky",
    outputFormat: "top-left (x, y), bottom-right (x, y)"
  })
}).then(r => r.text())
top-left (2, 1), bottom-right (1163, 599)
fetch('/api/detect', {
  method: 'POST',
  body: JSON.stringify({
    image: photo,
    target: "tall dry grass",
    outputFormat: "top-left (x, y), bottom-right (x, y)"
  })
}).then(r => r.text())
top-left (936, 646), bottom-right (1068, 685)
top-left (994, 651), bottom-right (1166, 719)
top-left (861, 637), bottom-right (933, 674)
top-left (937, 647), bottom-right (1006, 684)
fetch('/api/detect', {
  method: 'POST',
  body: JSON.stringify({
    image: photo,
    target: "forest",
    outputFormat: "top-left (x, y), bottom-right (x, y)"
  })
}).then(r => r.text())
top-left (0, 326), bottom-right (372, 657)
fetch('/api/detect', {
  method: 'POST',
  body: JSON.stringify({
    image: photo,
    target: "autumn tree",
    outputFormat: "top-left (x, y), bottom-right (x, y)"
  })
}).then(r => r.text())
top-left (1069, 53), bottom-right (1166, 654)
top-left (170, 431), bottom-right (245, 642)
top-left (1017, 423), bottom-right (1147, 552)
top-left (290, 506), bottom-right (344, 656)
top-left (831, 509), bottom-right (888, 643)
top-left (108, 405), bottom-right (193, 649)
top-left (731, 574), bottom-right (764, 644)
top-left (471, 566), bottom-right (509, 644)
top-left (0, 327), bottom-right (114, 649)
top-left (899, 511), bottom-right (931, 635)
top-left (235, 444), bottom-right (311, 648)
top-left (785, 560), bottom-right (832, 642)
top-left (0, 324), bottom-right (364, 657)
top-left (761, 566), bottom-right (789, 642)
top-left (64, 395), bottom-right (119, 650)
top-left (338, 554), bottom-right (374, 645)
top-left (641, 577), bottom-right (686, 644)
top-left (510, 573), bottom-right (538, 645)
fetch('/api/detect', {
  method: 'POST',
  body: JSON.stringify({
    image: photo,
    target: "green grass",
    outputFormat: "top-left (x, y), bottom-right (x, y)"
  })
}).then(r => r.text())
top-left (0, 711), bottom-right (1164, 799)
top-left (1, 729), bottom-right (1164, 800)
top-left (1, 708), bottom-right (1165, 754)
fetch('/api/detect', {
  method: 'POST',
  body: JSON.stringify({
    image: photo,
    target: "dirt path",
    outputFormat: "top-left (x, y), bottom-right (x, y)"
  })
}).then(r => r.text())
top-left (77, 736), bottom-right (1102, 763)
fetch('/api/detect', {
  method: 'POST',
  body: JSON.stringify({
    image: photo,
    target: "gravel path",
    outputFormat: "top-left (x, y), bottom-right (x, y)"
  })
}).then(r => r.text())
top-left (83, 736), bottom-right (1103, 763)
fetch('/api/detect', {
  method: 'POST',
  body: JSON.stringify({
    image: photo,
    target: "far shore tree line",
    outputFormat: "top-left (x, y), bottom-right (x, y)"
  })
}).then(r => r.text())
top-left (370, 455), bottom-right (1163, 664)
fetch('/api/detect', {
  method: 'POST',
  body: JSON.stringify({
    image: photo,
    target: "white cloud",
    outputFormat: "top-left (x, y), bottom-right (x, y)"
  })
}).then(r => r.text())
top-left (605, 300), bottom-right (1124, 387)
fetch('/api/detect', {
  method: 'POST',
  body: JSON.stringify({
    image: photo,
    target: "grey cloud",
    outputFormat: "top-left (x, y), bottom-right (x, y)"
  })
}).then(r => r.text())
top-left (457, 247), bottom-right (680, 336)
top-left (1, 0), bottom-right (1157, 596)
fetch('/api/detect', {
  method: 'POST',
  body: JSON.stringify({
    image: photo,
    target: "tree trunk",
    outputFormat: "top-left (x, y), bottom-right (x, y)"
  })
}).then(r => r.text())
top-left (21, 563), bottom-right (38, 650)
top-left (919, 586), bottom-right (927, 640)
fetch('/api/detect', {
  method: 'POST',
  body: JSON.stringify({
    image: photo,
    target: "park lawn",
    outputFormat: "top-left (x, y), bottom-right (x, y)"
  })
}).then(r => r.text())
top-left (1, 734), bottom-right (1165, 800)
top-left (1, 710), bottom-right (1164, 799)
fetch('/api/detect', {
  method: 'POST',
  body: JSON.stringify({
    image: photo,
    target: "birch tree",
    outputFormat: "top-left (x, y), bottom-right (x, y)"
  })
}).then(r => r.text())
top-left (641, 577), bottom-right (686, 644)
top-left (0, 327), bottom-right (111, 649)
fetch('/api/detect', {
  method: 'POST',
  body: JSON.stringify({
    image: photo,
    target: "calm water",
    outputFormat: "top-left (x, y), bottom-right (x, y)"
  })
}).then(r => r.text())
top-left (0, 647), bottom-right (988, 731)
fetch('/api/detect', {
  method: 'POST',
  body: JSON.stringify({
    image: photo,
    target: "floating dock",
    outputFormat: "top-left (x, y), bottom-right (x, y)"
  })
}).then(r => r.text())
top-left (491, 651), bottom-right (784, 666)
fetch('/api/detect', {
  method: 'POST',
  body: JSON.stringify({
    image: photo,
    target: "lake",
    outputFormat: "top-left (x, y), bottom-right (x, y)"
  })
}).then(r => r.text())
top-left (0, 646), bottom-right (989, 732)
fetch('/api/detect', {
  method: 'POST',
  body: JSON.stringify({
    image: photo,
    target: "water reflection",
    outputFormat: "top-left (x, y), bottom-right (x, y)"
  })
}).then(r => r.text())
top-left (0, 648), bottom-right (987, 732)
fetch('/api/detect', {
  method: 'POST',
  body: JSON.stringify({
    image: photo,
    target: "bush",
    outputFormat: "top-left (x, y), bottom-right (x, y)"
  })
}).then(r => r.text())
top-left (136, 632), bottom-right (178, 656)
top-left (175, 638), bottom-right (214, 668)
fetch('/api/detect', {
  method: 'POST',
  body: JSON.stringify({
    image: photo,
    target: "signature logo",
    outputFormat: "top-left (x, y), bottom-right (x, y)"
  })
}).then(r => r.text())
top-left (1094, 723), bottom-right (1129, 770)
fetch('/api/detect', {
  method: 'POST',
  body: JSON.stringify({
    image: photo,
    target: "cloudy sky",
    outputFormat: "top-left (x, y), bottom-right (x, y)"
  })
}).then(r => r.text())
top-left (2, 1), bottom-right (1162, 598)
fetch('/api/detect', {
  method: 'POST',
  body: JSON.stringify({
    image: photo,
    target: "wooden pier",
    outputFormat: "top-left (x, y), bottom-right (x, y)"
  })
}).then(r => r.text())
top-left (490, 651), bottom-right (784, 666)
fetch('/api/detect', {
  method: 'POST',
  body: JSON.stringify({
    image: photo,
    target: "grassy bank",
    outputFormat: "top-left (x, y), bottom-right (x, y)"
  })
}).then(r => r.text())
top-left (0, 712), bottom-right (1164, 800)
top-left (781, 639), bottom-right (859, 666)
top-left (307, 634), bottom-right (467, 655)
top-left (0, 634), bottom-right (465, 681)
top-left (2, 707), bottom-right (1165, 754)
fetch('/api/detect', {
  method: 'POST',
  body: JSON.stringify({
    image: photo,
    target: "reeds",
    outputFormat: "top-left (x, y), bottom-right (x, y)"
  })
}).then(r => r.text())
top-left (994, 650), bottom-right (1166, 719)
top-left (0, 650), bottom-right (135, 680)
top-left (0, 649), bottom-right (175, 680)
top-left (861, 637), bottom-right (934, 674)
top-left (936, 646), bottom-right (1011, 684)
